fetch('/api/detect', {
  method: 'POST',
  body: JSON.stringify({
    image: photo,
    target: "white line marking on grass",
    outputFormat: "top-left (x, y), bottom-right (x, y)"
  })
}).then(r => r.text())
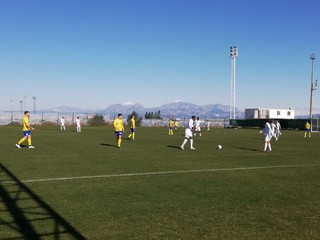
top-left (3, 163), bottom-right (320, 185)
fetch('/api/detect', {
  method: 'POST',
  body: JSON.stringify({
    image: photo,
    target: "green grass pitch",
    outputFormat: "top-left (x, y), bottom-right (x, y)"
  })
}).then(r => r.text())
top-left (1, 126), bottom-right (319, 239)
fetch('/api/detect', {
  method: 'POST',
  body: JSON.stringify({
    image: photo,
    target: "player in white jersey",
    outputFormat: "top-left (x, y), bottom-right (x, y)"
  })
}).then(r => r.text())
top-left (263, 120), bottom-right (273, 152)
top-left (60, 117), bottom-right (66, 131)
top-left (206, 120), bottom-right (210, 131)
top-left (270, 120), bottom-right (278, 141)
top-left (180, 116), bottom-right (196, 150)
top-left (76, 117), bottom-right (81, 133)
top-left (194, 117), bottom-right (202, 136)
top-left (275, 120), bottom-right (281, 140)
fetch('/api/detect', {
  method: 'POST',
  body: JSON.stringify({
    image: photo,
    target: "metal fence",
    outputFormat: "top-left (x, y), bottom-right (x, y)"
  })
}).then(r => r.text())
top-left (0, 111), bottom-right (229, 128)
top-left (230, 118), bottom-right (319, 131)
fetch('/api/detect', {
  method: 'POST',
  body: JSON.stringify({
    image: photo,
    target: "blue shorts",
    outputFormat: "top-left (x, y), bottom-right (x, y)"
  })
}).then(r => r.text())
top-left (305, 129), bottom-right (311, 132)
top-left (115, 131), bottom-right (123, 137)
top-left (169, 127), bottom-right (173, 130)
top-left (131, 128), bottom-right (136, 132)
top-left (23, 130), bottom-right (31, 137)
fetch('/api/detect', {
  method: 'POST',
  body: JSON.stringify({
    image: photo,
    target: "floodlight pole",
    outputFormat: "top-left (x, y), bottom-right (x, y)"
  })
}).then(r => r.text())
top-left (19, 100), bottom-right (23, 114)
top-left (229, 46), bottom-right (238, 120)
top-left (24, 95), bottom-right (27, 111)
top-left (10, 99), bottom-right (13, 122)
top-left (309, 53), bottom-right (316, 119)
top-left (33, 96), bottom-right (36, 114)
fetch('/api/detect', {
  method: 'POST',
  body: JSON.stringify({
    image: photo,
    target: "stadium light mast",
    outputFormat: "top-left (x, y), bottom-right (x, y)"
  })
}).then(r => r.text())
top-left (309, 53), bottom-right (316, 119)
top-left (33, 96), bottom-right (36, 114)
top-left (229, 46), bottom-right (238, 120)
top-left (10, 99), bottom-right (13, 122)
top-left (19, 100), bottom-right (23, 114)
top-left (23, 95), bottom-right (27, 111)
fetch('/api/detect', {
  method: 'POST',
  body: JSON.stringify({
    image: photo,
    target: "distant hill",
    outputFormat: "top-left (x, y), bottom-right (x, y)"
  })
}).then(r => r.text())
top-left (40, 101), bottom-right (244, 119)
top-left (42, 101), bottom-right (243, 118)
top-left (104, 102), bottom-right (145, 116)
top-left (41, 105), bottom-right (95, 113)
top-left (145, 101), bottom-right (241, 119)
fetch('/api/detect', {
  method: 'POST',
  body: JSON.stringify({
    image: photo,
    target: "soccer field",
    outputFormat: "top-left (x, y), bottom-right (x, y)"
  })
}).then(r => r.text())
top-left (1, 126), bottom-right (319, 239)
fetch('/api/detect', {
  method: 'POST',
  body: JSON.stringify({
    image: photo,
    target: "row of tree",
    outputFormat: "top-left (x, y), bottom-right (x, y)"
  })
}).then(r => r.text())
top-left (87, 111), bottom-right (144, 126)
top-left (145, 111), bottom-right (162, 119)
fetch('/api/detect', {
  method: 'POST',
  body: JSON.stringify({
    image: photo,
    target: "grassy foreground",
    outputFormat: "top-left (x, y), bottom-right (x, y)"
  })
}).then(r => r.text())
top-left (0, 126), bottom-right (319, 239)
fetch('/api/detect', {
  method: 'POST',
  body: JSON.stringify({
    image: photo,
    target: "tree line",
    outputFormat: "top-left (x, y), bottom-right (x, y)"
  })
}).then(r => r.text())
top-left (145, 111), bottom-right (162, 119)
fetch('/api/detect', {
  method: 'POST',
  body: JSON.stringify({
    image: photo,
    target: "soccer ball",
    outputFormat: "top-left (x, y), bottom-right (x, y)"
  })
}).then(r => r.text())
top-left (217, 145), bottom-right (222, 150)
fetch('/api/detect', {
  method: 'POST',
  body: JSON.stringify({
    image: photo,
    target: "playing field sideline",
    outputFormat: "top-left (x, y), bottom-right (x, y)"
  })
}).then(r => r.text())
top-left (1, 126), bottom-right (319, 239)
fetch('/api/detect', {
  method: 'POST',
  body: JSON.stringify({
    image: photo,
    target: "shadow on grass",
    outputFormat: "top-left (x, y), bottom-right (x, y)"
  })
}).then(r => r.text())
top-left (0, 163), bottom-right (86, 240)
top-left (234, 147), bottom-right (262, 152)
top-left (167, 145), bottom-right (181, 149)
top-left (17, 145), bottom-right (29, 148)
top-left (100, 143), bottom-right (118, 148)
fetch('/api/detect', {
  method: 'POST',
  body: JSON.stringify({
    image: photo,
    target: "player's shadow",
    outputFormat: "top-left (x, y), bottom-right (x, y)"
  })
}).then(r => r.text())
top-left (234, 147), bottom-right (261, 152)
top-left (100, 143), bottom-right (118, 148)
top-left (0, 163), bottom-right (86, 240)
top-left (167, 145), bottom-right (181, 149)
top-left (17, 145), bottom-right (29, 148)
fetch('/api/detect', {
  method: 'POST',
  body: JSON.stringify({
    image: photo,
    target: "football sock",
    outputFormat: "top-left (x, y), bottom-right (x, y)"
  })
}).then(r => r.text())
top-left (190, 139), bottom-right (194, 148)
top-left (18, 138), bottom-right (26, 145)
top-left (132, 132), bottom-right (135, 140)
top-left (128, 134), bottom-right (132, 139)
top-left (264, 142), bottom-right (268, 151)
top-left (268, 143), bottom-right (272, 151)
top-left (181, 139), bottom-right (188, 147)
top-left (118, 138), bottom-right (122, 147)
top-left (28, 138), bottom-right (32, 146)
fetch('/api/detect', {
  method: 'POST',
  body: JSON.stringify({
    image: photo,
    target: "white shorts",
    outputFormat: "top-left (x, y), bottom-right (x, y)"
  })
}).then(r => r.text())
top-left (185, 128), bottom-right (193, 139)
top-left (195, 127), bottom-right (201, 131)
top-left (265, 134), bottom-right (272, 142)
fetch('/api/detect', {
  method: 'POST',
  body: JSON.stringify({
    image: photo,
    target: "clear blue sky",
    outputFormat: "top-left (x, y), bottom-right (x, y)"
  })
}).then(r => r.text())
top-left (0, 0), bottom-right (319, 114)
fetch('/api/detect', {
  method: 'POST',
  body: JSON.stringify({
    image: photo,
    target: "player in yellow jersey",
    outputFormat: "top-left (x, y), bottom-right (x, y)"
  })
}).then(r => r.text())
top-left (114, 113), bottom-right (125, 148)
top-left (304, 121), bottom-right (311, 138)
top-left (174, 119), bottom-right (179, 131)
top-left (16, 111), bottom-right (35, 149)
top-left (128, 115), bottom-right (136, 140)
top-left (168, 119), bottom-right (174, 135)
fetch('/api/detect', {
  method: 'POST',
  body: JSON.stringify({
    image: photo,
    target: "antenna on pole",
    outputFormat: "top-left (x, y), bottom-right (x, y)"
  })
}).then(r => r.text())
top-left (33, 96), bottom-right (36, 114)
top-left (229, 46), bottom-right (238, 120)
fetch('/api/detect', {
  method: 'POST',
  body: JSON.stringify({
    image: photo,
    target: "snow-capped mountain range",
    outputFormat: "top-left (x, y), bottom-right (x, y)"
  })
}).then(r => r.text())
top-left (41, 101), bottom-right (243, 119)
